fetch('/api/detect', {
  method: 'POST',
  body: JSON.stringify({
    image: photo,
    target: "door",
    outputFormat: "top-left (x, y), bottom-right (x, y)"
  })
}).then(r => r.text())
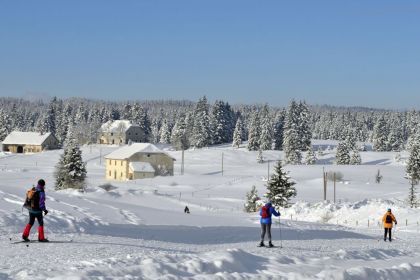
top-left (17, 146), bottom-right (23, 153)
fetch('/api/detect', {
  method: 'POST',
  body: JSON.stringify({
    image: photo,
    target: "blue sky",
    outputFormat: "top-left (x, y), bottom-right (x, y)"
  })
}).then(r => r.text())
top-left (1, 1), bottom-right (420, 108)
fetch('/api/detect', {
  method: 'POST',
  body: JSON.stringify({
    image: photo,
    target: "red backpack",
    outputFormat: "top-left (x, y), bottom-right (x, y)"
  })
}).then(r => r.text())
top-left (261, 206), bottom-right (270, 218)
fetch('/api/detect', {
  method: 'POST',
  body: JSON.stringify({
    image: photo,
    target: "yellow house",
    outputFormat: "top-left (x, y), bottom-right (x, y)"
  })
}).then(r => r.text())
top-left (2, 131), bottom-right (59, 153)
top-left (104, 143), bottom-right (175, 181)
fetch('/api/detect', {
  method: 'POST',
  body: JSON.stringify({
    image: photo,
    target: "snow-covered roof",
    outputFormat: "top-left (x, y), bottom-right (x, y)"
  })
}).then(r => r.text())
top-left (129, 162), bottom-right (155, 173)
top-left (105, 143), bottom-right (176, 160)
top-left (2, 131), bottom-right (53, 146)
top-left (100, 120), bottom-right (135, 133)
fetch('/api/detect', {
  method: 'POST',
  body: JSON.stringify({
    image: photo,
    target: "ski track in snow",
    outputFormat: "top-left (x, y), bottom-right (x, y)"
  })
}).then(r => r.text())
top-left (1, 232), bottom-right (420, 280)
top-left (1, 145), bottom-right (420, 279)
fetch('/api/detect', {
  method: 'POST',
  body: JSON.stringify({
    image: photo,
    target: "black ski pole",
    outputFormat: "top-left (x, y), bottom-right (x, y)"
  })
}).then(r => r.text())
top-left (279, 216), bottom-right (282, 248)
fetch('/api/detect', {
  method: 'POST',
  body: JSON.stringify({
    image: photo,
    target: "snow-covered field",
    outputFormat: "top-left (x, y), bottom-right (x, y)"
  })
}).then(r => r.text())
top-left (1, 141), bottom-right (420, 279)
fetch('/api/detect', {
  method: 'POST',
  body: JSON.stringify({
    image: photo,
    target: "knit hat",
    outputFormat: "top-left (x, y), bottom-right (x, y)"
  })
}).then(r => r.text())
top-left (387, 208), bottom-right (391, 212)
top-left (38, 179), bottom-right (46, 187)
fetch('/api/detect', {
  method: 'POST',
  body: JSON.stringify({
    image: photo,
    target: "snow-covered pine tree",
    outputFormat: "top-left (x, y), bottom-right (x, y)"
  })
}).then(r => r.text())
top-left (151, 118), bottom-right (161, 144)
top-left (56, 102), bottom-right (73, 145)
top-left (211, 100), bottom-right (228, 145)
top-left (35, 112), bottom-right (49, 135)
top-left (388, 116), bottom-right (404, 152)
top-left (350, 150), bottom-right (362, 165)
top-left (247, 109), bottom-right (260, 151)
top-left (406, 141), bottom-right (420, 208)
top-left (121, 103), bottom-right (132, 119)
top-left (54, 132), bottom-right (87, 191)
top-left (298, 101), bottom-right (312, 151)
top-left (183, 111), bottom-right (195, 145)
top-left (336, 141), bottom-right (351, 165)
top-left (130, 103), bottom-right (151, 142)
top-left (373, 116), bottom-right (389, 151)
top-left (45, 97), bottom-right (58, 135)
top-left (259, 104), bottom-right (273, 150)
top-left (0, 108), bottom-right (12, 141)
top-left (244, 185), bottom-right (259, 212)
top-left (232, 118), bottom-right (243, 148)
top-left (305, 146), bottom-right (317, 165)
top-left (265, 161), bottom-right (297, 208)
top-left (257, 149), bottom-right (264, 163)
top-left (171, 114), bottom-right (189, 150)
top-left (191, 96), bottom-right (211, 148)
top-left (283, 100), bottom-right (302, 164)
top-left (344, 129), bottom-right (357, 151)
top-left (159, 118), bottom-right (171, 144)
top-left (273, 110), bottom-right (285, 150)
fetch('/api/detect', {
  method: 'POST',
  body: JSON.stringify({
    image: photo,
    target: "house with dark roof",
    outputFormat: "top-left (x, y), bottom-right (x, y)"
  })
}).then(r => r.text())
top-left (2, 131), bottom-right (59, 153)
top-left (104, 143), bottom-right (175, 180)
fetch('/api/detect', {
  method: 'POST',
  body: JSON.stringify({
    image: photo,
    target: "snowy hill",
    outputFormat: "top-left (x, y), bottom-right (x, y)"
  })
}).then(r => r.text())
top-left (1, 143), bottom-right (420, 279)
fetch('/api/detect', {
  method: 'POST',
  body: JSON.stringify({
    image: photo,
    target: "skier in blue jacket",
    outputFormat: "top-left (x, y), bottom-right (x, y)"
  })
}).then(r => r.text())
top-left (259, 201), bottom-right (280, 247)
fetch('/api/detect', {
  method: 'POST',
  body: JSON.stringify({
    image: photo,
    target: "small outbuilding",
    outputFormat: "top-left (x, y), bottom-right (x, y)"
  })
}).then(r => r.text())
top-left (104, 143), bottom-right (175, 181)
top-left (2, 131), bottom-right (59, 153)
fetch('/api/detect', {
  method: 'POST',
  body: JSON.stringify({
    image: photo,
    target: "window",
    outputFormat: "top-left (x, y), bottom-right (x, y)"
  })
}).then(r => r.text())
top-left (121, 172), bottom-right (123, 178)
top-left (109, 170), bottom-right (111, 177)
top-left (115, 160), bottom-right (117, 166)
top-left (121, 161), bottom-right (123, 166)
top-left (111, 133), bottom-right (113, 136)
top-left (147, 154), bottom-right (151, 158)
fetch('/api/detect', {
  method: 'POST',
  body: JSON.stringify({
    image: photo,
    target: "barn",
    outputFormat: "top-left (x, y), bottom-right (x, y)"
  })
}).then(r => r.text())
top-left (2, 131), bottom-right (59, 153)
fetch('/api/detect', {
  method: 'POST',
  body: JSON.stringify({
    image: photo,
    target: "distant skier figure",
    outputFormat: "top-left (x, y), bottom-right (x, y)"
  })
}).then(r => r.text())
top-left (382, 208), bottom-right (397, 242)
top-left (22, 179), bottom-right (49, 242)
top-left (184, 206), bottom-right (190, 214)
top-left (259, 200), bottom-right (280, 247)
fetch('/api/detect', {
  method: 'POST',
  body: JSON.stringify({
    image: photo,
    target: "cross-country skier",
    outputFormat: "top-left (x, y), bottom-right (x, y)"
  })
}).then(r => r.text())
top-left (22, 179), bottom-right (49, 242)
top-left (382, 208), bottom-right (397, 242)
top-left (259, 200), bottom-right (280, 247)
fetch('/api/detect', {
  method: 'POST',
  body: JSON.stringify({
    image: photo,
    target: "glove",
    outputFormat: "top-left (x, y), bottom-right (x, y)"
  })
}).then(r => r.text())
top-left (44, 210), bottom-right (48, 216)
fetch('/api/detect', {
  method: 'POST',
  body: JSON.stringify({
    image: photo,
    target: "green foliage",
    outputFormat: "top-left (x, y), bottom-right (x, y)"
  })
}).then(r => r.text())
top-left (265, 161), bottom-right (297, 208)
top-left (244, 185), bottom-right (259, 213)
top-left (54, 137), bottom-right (87, 191)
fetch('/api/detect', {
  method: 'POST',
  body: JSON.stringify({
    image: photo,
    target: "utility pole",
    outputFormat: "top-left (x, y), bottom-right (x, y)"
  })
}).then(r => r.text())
top-left (181, 149), bottom-right (185, 175)
top-left (334, 172), bottom-right (336, 203)
top-left (323, 167), bottom-right (327, 201)
top-left (222, 152), bottom-right (224, 176)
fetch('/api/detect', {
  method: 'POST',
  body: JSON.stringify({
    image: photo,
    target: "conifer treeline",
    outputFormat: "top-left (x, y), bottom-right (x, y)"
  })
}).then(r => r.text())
top-left (1, 97), bottom-right (419, 154)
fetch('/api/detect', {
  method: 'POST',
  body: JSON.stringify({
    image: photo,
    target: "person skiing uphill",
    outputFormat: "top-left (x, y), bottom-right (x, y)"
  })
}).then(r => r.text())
top-left (22, 179), bottom-right (49, 242)
top-left (259, 200), bottom-right (280, 247)
top-left (382, 208), bottom-right (397, 242)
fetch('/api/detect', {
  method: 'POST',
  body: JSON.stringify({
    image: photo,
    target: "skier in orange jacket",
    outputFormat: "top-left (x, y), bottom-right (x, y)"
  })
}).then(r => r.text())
top-left (382, 208), bottom-right (397, 242)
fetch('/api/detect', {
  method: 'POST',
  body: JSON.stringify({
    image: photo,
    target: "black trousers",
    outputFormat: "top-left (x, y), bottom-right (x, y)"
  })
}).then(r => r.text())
top-left (261, 224), bottom-right (272, 241)
top-left (384, 228), bottom-right (392, 241)
top-left (28, 212), bottom-right (44, 226)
